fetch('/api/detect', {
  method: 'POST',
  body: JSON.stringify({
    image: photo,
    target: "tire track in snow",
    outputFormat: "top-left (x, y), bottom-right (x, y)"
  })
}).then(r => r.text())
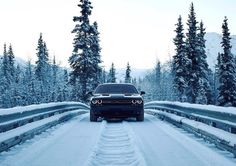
top-left (86, 121), bottom-right (146, 166)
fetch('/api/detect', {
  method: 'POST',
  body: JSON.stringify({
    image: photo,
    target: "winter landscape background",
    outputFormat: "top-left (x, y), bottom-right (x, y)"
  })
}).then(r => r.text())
top-left (0, 0), bottom-right (236, 108)
top-left (1, 1), bottom-right (236, 165)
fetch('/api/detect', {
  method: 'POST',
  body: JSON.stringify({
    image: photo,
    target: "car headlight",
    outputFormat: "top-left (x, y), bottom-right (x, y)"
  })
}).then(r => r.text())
top-left (91, 99), bottom-right (102, 105)
top-left (136, 100), bottom-right (143, 104)
top-left (132, 99), bottom-right (143, 104)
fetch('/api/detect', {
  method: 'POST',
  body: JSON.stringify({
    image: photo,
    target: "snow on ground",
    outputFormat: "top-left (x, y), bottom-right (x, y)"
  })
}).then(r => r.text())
top-left (0, 102), bottom-right (87, 116)
top-left (146, 101), bottom-right (236, 116)
top-left (0, 113), bottom-right (235, 166)
top-left (131, 114), bottom-right (236, 166)
top-left (85, 121), bottom-right (146, 166)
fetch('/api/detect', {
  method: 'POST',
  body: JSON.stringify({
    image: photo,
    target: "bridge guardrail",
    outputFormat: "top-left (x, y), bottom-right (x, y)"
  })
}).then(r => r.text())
top-left (0, 102), bottom-right (89, 123)
top-left (0, 110), bottom-right (87, 153)
top-left (145, 101), bottom-right (236, 134)
top-left (0, 102), bottom-right (89, 133)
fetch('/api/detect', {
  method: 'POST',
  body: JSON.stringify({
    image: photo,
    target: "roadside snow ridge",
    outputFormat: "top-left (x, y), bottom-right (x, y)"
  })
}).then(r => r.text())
top-left (86, 121), bottom-right (146, 166)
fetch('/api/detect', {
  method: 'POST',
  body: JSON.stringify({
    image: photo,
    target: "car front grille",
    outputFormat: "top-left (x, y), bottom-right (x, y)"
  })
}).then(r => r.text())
top-left (102, 99), bottom-right (132, 105)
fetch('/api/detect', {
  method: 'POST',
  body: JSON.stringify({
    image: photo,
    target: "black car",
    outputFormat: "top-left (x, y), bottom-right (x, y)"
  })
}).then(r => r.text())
top-left (89, 83), bottom-right (145, 122)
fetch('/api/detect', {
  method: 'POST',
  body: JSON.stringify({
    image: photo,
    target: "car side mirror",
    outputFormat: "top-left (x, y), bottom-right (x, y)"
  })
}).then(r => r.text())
top-left (140, 91), bottom-right (145, 95)
top-left (87, 91), bottom-right (93, 96)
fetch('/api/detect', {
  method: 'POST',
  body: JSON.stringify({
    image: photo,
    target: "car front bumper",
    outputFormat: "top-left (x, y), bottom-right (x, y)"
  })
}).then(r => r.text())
top-left (90, 104), bottom-right (144, 118)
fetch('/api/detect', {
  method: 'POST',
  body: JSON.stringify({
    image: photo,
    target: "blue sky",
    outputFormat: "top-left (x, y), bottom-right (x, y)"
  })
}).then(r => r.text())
top-left (0, 0), bottom-right (235, 69)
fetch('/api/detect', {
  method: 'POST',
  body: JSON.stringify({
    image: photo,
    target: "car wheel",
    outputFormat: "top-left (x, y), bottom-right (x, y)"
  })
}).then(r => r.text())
top-left (136, 113), bottom-right (144, 121)
top-left (90, 112), bottom-right (97, 122)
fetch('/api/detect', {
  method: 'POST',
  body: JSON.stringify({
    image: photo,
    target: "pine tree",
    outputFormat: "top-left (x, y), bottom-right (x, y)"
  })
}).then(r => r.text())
top-left (15, 64), bottom-right (21, 84)
top-left (52, 55), bottom-right (57, 86)
top-left (101, 68), bottom-right (106, 83)
top-left (217, 17), bottom-right (236, 106)
top-left (1, 44), bottom-right (17, 107)
top-left (23, 60), bottom-right (36, 105)
top-left (206, 69), bottom-right (214, 104)
top-left (62, 69), bottom-right (70, 101)
top-left (0, 44), bottom-right (12, 107)
top-left (108, 63), bottom-right (116, 83)
top-left (186, 3), bottom-right (199, 103)
top-left (125, 62), bottom-right (131, 83)
top-left (12, 64), bottom-right (23, 107)
top-left (35, 33), bottom-right (50, 103)
top-left (90, 22), bottom-right (102, 89)
top-left (154, 60), bottom-right (161, 100)
top-left (172, 15), bottom-right (189, 102)
top-left (42, 42), bottom-right (51, 87)
top-left (8, 44), bottom-right (15, 80)
top-left (69, 0), bottom-right (100, 102)
top-left (2, 44), bottom-right (10, 83)
top-left (213, 53), bottom-right (222, 103)
top-left (51, 55), bottom-right (58, 101)
top-left (0, 58), bottom-right (3, 107)
top-left (195, 21), bottom-right (211, 104)
top-left (35, 33), bottom-right (49, 82)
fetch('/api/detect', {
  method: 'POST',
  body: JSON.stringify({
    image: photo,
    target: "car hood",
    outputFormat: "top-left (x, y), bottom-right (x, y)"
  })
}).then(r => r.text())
top-left (92, 94), bottom-right (142, 99)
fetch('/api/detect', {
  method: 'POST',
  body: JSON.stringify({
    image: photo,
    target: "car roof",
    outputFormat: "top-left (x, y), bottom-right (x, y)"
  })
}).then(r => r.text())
top-left (98, 83), bottom-right (134, 86)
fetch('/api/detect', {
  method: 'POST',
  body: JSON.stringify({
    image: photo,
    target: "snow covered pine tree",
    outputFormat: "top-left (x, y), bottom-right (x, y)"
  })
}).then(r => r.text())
top-left (125, 62), bottom-right (132, 83)
top-left (108, 63), bottom-right (116, 83)
top-left (173, 15), bottom-right (189, 102)
top-left (217, 17), bottom-right (236, 106)
top-left (69, 0), bottom-right (101, 102)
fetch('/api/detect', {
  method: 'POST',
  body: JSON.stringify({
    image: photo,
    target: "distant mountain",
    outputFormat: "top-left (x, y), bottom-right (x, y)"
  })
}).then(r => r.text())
top-left (0, 55), bottom-right (27, 67)
top-left (116, 68), bottom-right (149, 82)
top-left (15, 56), bottom-right (28, 67)
top-left (205, 32), bottom-right (236, 70)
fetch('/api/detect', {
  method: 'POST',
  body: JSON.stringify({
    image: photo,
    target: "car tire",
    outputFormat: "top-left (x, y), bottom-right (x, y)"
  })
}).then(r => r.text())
top-left (90, 112), bottom-right (97, 122)
top-left (136, 113), bottom-right (144, 121)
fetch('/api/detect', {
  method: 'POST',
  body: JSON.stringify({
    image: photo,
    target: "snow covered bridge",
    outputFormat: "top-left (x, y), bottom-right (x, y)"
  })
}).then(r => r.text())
top-left (0, 102), bottom-right (236, 166)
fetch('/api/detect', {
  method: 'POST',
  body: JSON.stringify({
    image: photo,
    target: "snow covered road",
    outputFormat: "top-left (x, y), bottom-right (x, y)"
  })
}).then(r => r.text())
top-left (0, 113), bottom-right (235, 166)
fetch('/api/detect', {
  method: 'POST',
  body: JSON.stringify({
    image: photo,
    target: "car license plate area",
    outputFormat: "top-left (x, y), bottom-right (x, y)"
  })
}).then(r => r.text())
top-left (102, 100), bottom-right (132, 105)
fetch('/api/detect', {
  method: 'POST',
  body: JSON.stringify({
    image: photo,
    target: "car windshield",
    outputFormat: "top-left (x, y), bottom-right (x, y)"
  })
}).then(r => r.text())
top-left (94, 84), bottom-right (139, 94)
